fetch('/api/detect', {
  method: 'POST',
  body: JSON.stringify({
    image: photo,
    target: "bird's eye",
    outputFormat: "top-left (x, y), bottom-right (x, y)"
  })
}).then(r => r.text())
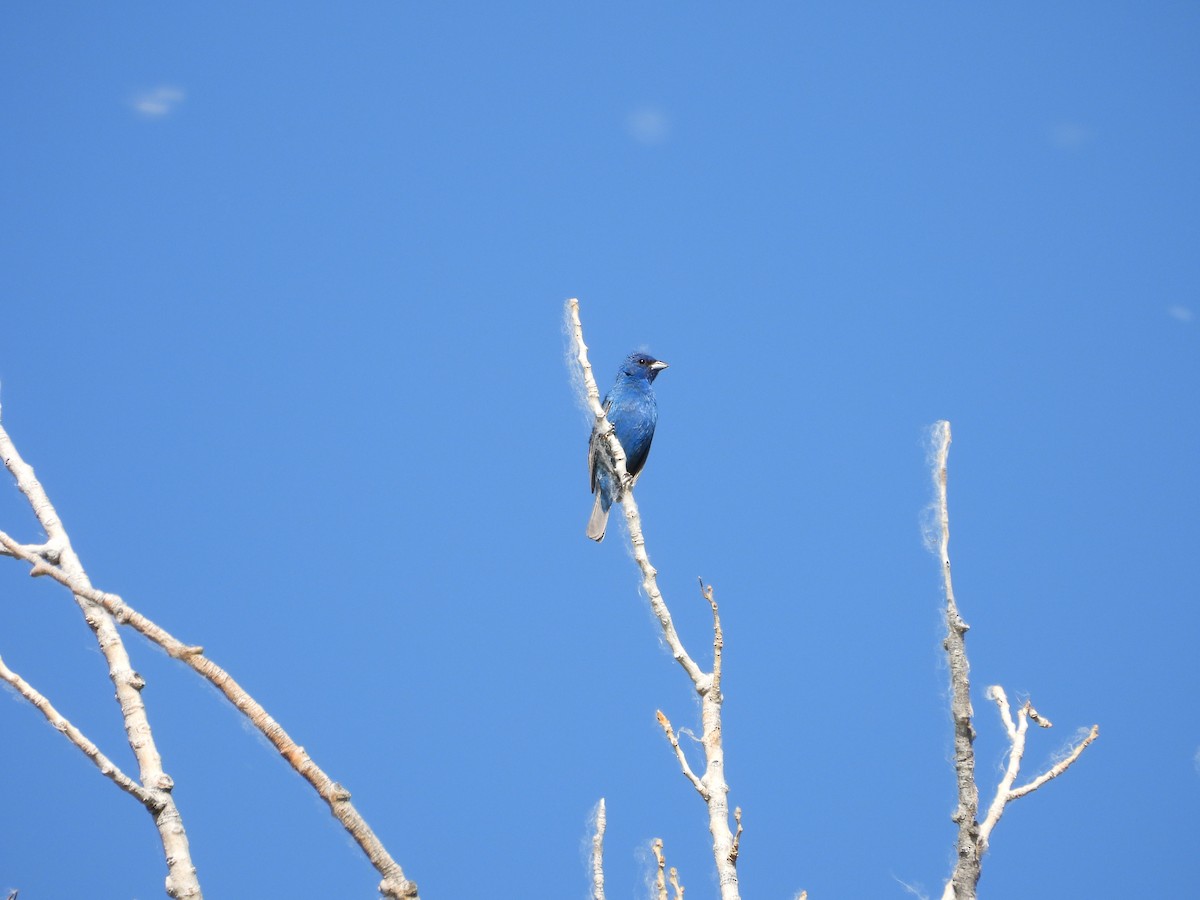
top-left (639, 357), bottom-right (648, 364)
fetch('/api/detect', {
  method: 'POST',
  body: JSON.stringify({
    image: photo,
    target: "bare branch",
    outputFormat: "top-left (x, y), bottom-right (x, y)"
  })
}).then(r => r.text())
top-left (668, 864), bottom-right (685, 900)
top-left (932, 422), bottom-right (1099, 899)
top-left (977, 690), bottom-right (1100, 850)
top-left (0, 407), bottom-right (417, 900)
top-left (651, 839), bottom-right (685, 900)
top-left (656, 710), bottom-right (707, 798)
top-left (0, 653), bottom-right (155, 806)
top-left (652, 839), bottom-right (668, 900)
top-left (591, 799), bottom-right (606, 900)
top-left (989, 684), bottom-right (1019, 742)
top-left (703, 580), bottom-right (723, 699)
top-left (567, 300), bottom-right (740, 899)
top-left (0, 540), bottom-right (57, 562)
top-left (565, 299), bottom-right (709, 692)
top-left (0, 414), bottom-right (201, 899)
top-left (0, 531), bottom-right (418, 900)
top-left (977, 688), bottom-right (1031, 851)
top-left (1009, 725), bottom-right (1099, 800)
top-left (0, 532), bottom-right (203, 657)
top-left (931, 421), bottom-right (982, 900)
top-left (1026, 704), bottom-right (1053, 730)
top-left (730, 807), bottom-right (742, 865)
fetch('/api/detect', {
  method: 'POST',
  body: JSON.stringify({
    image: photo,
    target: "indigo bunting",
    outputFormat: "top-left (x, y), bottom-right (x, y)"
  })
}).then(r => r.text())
top-left (587, 351), bottom-right (669, 542)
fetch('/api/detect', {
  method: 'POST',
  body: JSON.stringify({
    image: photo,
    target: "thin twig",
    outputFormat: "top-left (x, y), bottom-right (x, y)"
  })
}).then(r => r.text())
top-left (0, 414), bottom-right (202, 900)
top-left (668, 864), bottom-right (685, 900)
top-left (976, 688), bottom-right (1030, 851)
top-left (591, 799), bottom-right (606, 900)
top-left (652, 839), bottom-right (668, 900)
top-left (0, 540), bottom-right (57, 562)
top-left (0, 654), bottom-right (155, 805)
top-left (0, 531), bottom-right (418, 900)
top-left (977, 690), bottom-right (1100, 850)
top-left (656, 711), bottom-right (708, 797)
top-left (730, 807), bottom-right (742, 865)
top-left (704, 580), bottom-right (723, 700)
top-left (1010, 724), bottom-right (1099, 800)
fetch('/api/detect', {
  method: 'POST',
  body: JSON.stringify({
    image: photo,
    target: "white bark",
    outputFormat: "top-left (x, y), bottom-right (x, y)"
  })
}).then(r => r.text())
top-left (0, 413), bottom-right (202, 899)
top-left (976, 688), bottom-right (1099, 852)
top-left (931, 422), bottom-right (980, 900)
top-left (591, 798), bottom-right (606, 900)
top-left (651, 836), bottom-right (686, 900)
top-left (0, 406), bottom-right (417, 899)
top-left (567, 299), bottom-right (740, 900)
top-left (932, 422), bottom-right (1099, 900)
top-left (0, 653), bottom-right (153, 805)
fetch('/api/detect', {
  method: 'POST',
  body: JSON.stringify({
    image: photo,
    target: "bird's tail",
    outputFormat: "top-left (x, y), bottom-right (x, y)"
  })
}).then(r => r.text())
top-left (586, 493), bottom-right (609, 542)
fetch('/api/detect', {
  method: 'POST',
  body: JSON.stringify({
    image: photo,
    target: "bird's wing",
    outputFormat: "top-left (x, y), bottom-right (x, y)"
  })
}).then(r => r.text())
top-left (624, 427), bottom-right (654, 477)
top-left (588, 393), bottom-right (613, 492)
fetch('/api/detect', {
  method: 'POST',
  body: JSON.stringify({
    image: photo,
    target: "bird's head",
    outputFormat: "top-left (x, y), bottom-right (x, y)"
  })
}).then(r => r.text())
top-left (619, 351), bottom-right (669, 384)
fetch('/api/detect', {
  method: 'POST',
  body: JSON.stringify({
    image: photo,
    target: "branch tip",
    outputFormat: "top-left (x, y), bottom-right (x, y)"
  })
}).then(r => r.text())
top-left (591, 797), bottom-right (606, 900)
top-left (570, 302), bottom-right (736, 899)
top-left (729, 807), bottom-right (743, 863)
top-left (1027, 705), bottom-right (1052, 729)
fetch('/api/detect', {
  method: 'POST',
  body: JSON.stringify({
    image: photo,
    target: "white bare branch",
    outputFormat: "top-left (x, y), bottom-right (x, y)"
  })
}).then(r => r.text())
top-left (1010, 725), bottom-right (1099, 799)
top-left (656, 710), bottom-right (708, 798)
top-left (977, 688), bottom-right (1031, 851)
top-left (651, 838), bottom-right (685, 900)
top-left (977, 689), bottom-right (1100, 850)
top-left (591, 798), bottom-right (606, 900)
top-left (931, 421), bottom-right (981, 900)
top-left (0, 529), bottom-right (418, 900)
top-left (0, 653), bottom-right (153, 805)
top-left (0, 411), bottom-right (202, 900)
top-left (669, 863), bottom-right (685, 900)
top-left (932, 422), bottom-right (1099, 900)
top-left (565, 299), bottom-right (709, 691)
top-left (566, 299), bottom-right (739, 899)
top-left (652, 839), bottom-right (668, 900)
top-left (0, 405), bottom-right (417, 900)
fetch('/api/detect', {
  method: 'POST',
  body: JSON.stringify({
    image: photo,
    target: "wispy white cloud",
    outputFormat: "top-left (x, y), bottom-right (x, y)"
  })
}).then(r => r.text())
top-left (1049, 121), bottom-right (1093, 150)
top-left (626, 107), bottom-right (669, 145)
top-left (1168, 305), bottom-right (1194, 323)
top-left (130, 86), bottom-right (185, 118)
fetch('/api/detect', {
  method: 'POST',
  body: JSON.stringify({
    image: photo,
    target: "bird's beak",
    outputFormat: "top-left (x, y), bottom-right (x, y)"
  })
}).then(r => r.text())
top-left (650, 360), bottom-right (669, 372)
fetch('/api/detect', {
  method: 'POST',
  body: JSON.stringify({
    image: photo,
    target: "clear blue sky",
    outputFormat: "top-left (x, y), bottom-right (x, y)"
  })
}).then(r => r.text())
top-left (1, 4), bottom-right (1197, 898)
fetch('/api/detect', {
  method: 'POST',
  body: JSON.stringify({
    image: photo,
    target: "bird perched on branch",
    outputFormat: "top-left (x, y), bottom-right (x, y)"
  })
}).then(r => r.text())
top-left (587, 351), bottom-right (669, 542)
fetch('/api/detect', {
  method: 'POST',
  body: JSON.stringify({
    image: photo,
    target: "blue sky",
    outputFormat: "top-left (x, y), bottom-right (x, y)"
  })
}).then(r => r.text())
top-left (1, 4), bottom-right (1197, 898)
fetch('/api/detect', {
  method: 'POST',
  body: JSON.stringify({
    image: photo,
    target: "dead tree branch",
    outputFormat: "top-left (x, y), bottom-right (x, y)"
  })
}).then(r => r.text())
top-left (931, 421), bottom-right (1098, 899)
top-left (567, 299), bottom-right (740, 899)
top-left (0, 412), bottom-right (201, 899)
top-left (0, 407), bottom-right (417, 900)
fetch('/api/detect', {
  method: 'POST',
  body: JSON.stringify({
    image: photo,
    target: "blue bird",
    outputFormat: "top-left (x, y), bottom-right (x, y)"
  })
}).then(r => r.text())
top-left (587, 351), bottom-right (669, 541)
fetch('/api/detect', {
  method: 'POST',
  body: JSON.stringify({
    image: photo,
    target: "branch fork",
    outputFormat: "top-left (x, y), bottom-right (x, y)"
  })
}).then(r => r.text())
top-left (568, 299), bottom-right (741, 900)
top-left (932, 421), bottom-right (1098, 900)
top-left (0, 405), bottom-right (418, 899)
